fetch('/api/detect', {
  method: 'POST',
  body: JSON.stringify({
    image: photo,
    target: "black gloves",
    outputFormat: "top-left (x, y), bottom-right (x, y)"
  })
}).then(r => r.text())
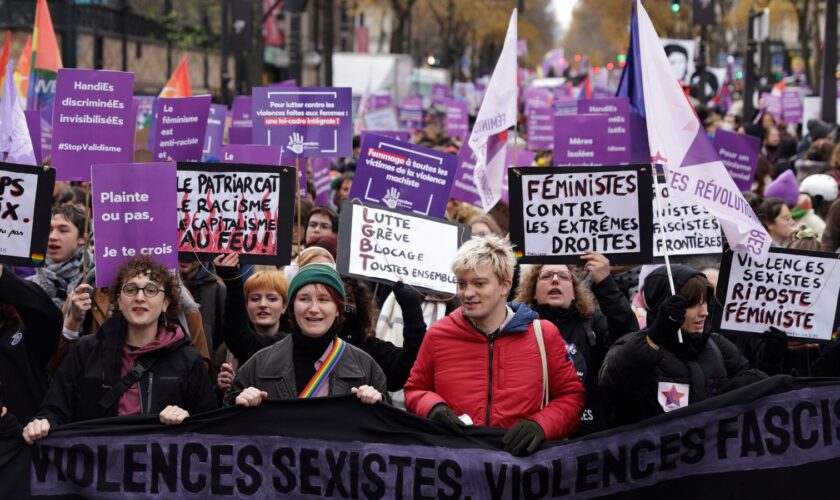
top-left (502, 419), bottom-right (545, 456)
top-left (392, 282), bottom-right (424, 323)
top-left (647, 295), bottom-right (687, 348)
top-left (759, 327), bottom-right (788, 367)
top-left (428, 403), bottom-right (466, 435)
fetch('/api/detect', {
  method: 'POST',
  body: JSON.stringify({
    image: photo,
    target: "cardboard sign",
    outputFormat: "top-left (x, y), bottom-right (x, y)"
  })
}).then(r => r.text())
top-left (151, 96), bottom-right (212, 162)
top-left (653, 176), bottom-right (721, 258)
top-left (51, 69), bottom-right (135, 180)
top-left (509, 165), bottom-right (654, 265)
top-left (202, 104), bottom-right (227, 161)
top-left (91, 163), bottom-right (179, 287)
top-left (712, 129), bottom-right (760, 192)
top-left (252, 86), bottom-right (352, 158)
top-left (782, 89), bottom-right (803, 124)
top-left (714, 248), bottom-right (840, 342)
top-left (337, 200), bottom-right (469, 295)
top-left (350, 133), bottom-right (457, 218)
top-left (176, 162), bottom-right (295, 264)
top-left (527, 107), bottom-right (554, 150)
top-left (576, 97), bottom-right (631, 164)
top-left (0, 163), bottom-right (55, 266)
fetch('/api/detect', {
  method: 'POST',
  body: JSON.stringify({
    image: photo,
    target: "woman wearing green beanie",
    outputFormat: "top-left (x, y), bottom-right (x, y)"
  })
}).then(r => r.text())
top-left (227, 263), bottom-right (387, 406)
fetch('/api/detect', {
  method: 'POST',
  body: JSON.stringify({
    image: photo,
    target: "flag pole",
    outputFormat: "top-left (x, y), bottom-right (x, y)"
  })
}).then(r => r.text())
top-left (295, 157), bottom-right (302, 254)
top-left (651, 168), bottom-right (683, 343)
top-left (80, 183), bottom-right (92, 284)
top-left (512, 121), bottom-right (519, 165)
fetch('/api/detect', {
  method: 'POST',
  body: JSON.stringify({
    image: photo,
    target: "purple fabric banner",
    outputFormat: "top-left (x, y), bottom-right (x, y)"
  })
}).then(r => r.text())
top-left (202, 104), bottom-right (227, 161)
top-left (310, 157), bottom-right (333, 206)
top-left (91, 162), bottom-right (178, 287)
top-left (252, 86), bottom-right (353, 158)
top-left (554, 114), bottom-right (619, 165)
top-left (23, 110), bottom-right (42, 166)
top-left (350, 133), bottom-right (457, 217)
top-left (576, 97), bottom-right (631, 163)
top-left (51, 69), bottom-right (135, 180)
top-left (443, 98), bottom-right (469, 139)
top-left (151, 96), bottom-right (212, 162)
top-left (713, 129), bottom-right (761, 192)
top-left (526, 107), bottom-right (554, 150)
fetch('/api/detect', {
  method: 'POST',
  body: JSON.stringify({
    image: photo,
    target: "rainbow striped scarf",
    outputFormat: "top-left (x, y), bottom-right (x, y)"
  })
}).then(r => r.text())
top-left (298, 338), bottom-right (347, 399)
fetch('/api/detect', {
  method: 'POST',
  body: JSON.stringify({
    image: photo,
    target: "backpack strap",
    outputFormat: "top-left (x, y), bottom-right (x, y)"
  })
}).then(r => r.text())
top-left (533, 320), bottom-right (550, 409)
top-left (98, 356), bottom-right (161, 411)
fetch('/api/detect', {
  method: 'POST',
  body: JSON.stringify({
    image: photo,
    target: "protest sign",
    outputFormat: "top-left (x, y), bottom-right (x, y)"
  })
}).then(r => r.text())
top-left (652, 176), bottom-right (721, 258)
top-left (509, 165), bottom-right (654, 265)
top-left (713, 129), bottom-right (760, 192)
top-left (350, 133), bottom-right (457, 217)
top-left (231, 95), bottom-right (252, 128)
top-left (310, 157), bottom-right (333, 206)
top-left (252, 86), bottom-right (352, 158)
top-left (782, 89), bottom-right (803, 124)
top-left (91, 163), bottom-right (178, 287)
top-left (18, 378), bottom-right (840, 500)
top-left (367, 94), bottom-right (393, 111)
top-left (500, 148), bottom-right (536, 204)
top-left (368, 130), bottom-right (410, 142)
top-left (151, 96), bottom-right (211, 162)
top-left (523, 87), bottom-right (553, 115)
top-left (219, 144), bottom-right (306, 197)
top-left (133, 96), bottom-right (155, 130)
top-left (176, 162), bottom-right (295, 264)
top-left (441, 98), bottom-right (469, 139)
top-left (362, 106), bottom-right (400, 131)
top-left (554, 95), bottom-right (578, 115)
top-left (51, 69), bottom-right (135, 180)
top-left (576, 97), bottom-right (631, 163)
top-left (527, 107), bottom-right (554, 150)
top-left (450, 135), bottom-right (533, 207)
top-left (337, 200), bottom-right (468, 295)
top-left (432, 83), bottom-right (450, 100)
top-left (714, 247), bottom-right (840, 342)
top-left (0, 163), bottom-right (54, 266)
top-left (397, 106), bottom-right (424, 130)
top-left (202, 104), bottom-right (227, 161)
top-left (554, 114), bottom-right (617, 165)
top-left (763, 93), bottom-right (782, 121)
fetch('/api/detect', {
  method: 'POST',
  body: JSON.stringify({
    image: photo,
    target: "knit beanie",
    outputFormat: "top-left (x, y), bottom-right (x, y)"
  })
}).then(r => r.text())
top-left (763, 170), bottom-right (799, 206)
top-left (288, 263), bottom-right (346, 302)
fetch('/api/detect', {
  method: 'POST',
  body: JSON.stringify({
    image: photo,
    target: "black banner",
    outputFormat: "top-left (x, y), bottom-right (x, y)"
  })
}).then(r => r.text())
top-left (7, 377), bottom-right (840, 498)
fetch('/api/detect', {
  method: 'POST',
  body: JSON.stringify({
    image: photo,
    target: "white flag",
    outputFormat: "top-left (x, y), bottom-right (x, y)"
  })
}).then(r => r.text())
top-left (636, 0), bottom-right (770, 261)
top-left (469, 9), bottom-right (518, 211)
top-left (0, 61), bottom-right (36, 165)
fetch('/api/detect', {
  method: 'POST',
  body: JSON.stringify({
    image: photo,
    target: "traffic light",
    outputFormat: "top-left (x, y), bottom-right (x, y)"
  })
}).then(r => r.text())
top-left (671, 0), bottom-right (681, 13)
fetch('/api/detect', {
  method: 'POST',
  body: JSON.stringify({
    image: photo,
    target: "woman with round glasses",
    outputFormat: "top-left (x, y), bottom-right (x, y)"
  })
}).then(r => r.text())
top-left (23, 257), bottom-right (217, 444)
top-left (514, 251), bottom-right (638, 436)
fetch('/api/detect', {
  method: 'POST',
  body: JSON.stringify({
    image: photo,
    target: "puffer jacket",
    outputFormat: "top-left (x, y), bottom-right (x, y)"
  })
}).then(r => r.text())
top-left (599, 266), bottom-right (766, 426)
top-left (404, 302), bottom-right (586, 440)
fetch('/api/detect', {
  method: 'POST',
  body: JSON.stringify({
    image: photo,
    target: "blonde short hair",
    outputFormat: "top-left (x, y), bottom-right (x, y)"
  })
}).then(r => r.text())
top-left (451, 234), bottom-right (516, 284)
top-left (298, 246), bottom-right (336, 267)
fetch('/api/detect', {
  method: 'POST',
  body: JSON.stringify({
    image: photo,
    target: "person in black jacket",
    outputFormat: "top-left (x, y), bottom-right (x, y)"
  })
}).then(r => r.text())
top-left (514, 251), bottom-right (639, 435)
top-left (0, 265), bottom-right (63, 423)
top-left (179, 256), bottom-right (226, 352)
top-left (22, 257), bottom-right (217, 444)
top-left (599, 265), bottom-right (767, 426)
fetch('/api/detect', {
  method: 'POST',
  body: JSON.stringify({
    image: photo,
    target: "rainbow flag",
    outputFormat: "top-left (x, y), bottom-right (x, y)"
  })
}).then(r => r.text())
top-left (0, 31), bottom-right (10, 89)
top-left (14, 35), bottom-right (31, 100)
top-left (27, 0), bottom-right (62, 159)
top-left (298, 338), bottom-right (347, 399)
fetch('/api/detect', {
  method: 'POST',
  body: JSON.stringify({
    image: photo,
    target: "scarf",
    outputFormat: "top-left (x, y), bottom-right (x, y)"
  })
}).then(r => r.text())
top-left (27, 247), bottom-right (93, 308)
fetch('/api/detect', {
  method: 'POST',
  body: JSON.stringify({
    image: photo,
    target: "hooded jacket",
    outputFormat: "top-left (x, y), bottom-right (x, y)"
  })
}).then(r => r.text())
top-left (599, 266), bottom-right (766, 426)
top-left (404, 302), bottom-right (586, 440)
top-left (34, 316), bottom-right (217, 427)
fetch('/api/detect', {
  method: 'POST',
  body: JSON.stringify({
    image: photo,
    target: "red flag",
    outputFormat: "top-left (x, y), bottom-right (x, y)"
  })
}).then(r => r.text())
top-left (0, 31), bottom-right (10, 89)
top-left (160, 55), bottom-right (192, 98)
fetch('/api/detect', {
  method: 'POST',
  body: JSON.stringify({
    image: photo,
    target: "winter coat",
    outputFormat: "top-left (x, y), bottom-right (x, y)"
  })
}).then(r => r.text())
top-left (599, 265), bottom-right (766, 426)
top-left (226, 334), bottom-right (387, 403)
top-left (183, 266), bottom-right (227, 352)
top-left (404, 302), bottom-right (586, 440)
top-left (34, 316), bottom-right (217, 427)
top-left (0, 271), bottom-right (62, 423)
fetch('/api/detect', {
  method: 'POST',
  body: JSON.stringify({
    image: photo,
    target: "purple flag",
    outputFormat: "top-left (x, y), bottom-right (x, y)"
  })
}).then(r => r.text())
top-left (252, 86), bottom-right (353, 158)
top-left (23, 110), bottom-right (42, 165)
top-left (350, 133), bottom-right (457, 217)
top-left (51, 69), bottom-right (135, 180)
top-left (202, 104), bottom-right (227, 161)
top-left (91, 162), bottom-right (179, 287)
top-left (712, 129), bottom-right (761, 191)
top-left (151, 96), bottom-right (211, 162)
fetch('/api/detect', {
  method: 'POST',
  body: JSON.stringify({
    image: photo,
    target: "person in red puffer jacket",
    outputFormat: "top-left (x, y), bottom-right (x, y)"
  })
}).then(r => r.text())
top-left (404, 236), bottom-right (585, 456)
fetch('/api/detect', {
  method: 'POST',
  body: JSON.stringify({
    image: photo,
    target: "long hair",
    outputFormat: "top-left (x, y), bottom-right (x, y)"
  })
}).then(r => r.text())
top-left (343, 277), bottom-right (377, 340)
top-left (514, 264), bottom-right (595, 319)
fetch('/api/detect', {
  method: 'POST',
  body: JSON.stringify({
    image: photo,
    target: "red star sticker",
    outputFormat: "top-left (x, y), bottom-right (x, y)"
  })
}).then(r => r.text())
top-left (662, 385), bottom-right (685, 407)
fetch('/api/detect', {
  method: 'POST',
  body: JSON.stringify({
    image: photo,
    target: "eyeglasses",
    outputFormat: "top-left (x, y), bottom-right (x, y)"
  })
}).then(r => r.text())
top-left (537, 271), bottom-right (573, 282)
top-left (121, 283), bottom-right (163, 298)
top-left (308, 221), bottom-right (333, 231)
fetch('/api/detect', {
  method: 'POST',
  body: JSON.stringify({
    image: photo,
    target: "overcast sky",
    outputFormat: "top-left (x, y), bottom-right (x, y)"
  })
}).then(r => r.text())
top-left (552, 0), bottom-right (578, 29)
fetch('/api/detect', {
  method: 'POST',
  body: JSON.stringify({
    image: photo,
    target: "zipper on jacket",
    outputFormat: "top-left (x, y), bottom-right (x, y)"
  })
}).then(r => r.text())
top-left (485, 334), bottom-right (496, 424)
top-left (145, 372), bottom-right (154, 414)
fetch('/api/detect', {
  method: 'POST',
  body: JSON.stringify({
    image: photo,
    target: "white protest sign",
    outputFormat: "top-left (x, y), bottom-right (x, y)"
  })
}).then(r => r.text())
top-left (337, 200), bottom-right (469, 295)
top-left (0, 163), bottom-right (54, 266)
top-left (653, 179), bottom-right (722, 257)
top-left (509, 165), bottom-right (654, 265)
top-left (715, 248), bottom-right (840, 341)
top-left (362, 107), bottom-right (400, 131)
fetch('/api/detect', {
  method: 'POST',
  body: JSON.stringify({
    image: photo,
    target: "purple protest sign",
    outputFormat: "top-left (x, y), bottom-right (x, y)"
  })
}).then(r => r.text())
top-left (91, 162), bottom-right (178, 287)
top-left (713, 129), bottom-right (761, 191)
top-left (554, 114), bottom-right (619, 165)
top-left (576, 97), bottom-right (631, 163)
top-left (368, 130), bottom-right (411, 141)
top-left (231, 95), bottom-right (252, 127)
top-left (782, 89), bottom-right (803, 124)
top-left (310, 157), bottom-right (333, 206)
top-left (51, 69), bottom-right (135, 180)
top-left (151, 95), bottom-right (211, 162)
top-left (432, 83), bottom-right (450, 100)
top-left (443, 98), bottom-right (469, 139)
top-left (367, 94), bottom-right (393, 111)
top-left (524, 88), bottom-right (553, 115)
top-left (451, 136), bottom-right (534, 208)
top-left (763, 93), bottom-right (782, 121)
top-left (527, 107), bottom-right (554, 150)
top-left (24, 110), bottom-right (43, 165)
top-left (554, 95), bottom-right (578, 115)
top-left (350, 133), bottom-right (457, 217)
top-left (398, 107), bottom-right (423, 130)
top-left (401, 95), bottom-right (423, 109)
top-left (517, 39), bottom-right (528, 58)
top-left (228, 126), bottom-right (251, 145)
top-left (252, 86), bottom-right (352, 158)
top-left (203, 104), bottom-right (227, 161)
top-left (220, 144), bottom-right (306, 196)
